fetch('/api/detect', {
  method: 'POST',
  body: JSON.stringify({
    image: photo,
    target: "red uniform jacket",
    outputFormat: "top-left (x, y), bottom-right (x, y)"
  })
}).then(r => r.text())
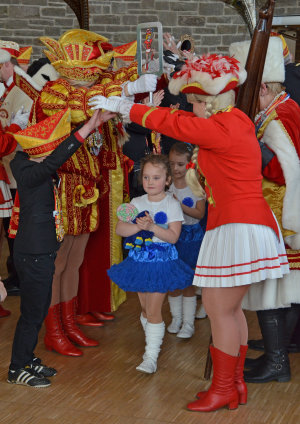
top-left (130, 104), bottom-right (279, 237)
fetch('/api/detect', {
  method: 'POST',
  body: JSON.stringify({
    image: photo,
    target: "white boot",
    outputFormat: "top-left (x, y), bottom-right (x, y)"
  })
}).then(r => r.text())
top-left (167, 295), bottom-right (183, 333)
top-left (136, 322), bottom-right (165, 374)
top-left (140, 313), bottom-right (147, 331)
top-left (177, 296), bottom-right (197, 339)
top-left (195, 303), bottom-right (207, 319)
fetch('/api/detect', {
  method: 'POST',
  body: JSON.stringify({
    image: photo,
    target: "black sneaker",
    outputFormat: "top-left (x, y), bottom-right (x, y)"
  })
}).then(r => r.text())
top-left (7, 367), bottom-right (51, 387)
top-left (31, 357), bottom-right (57, 377)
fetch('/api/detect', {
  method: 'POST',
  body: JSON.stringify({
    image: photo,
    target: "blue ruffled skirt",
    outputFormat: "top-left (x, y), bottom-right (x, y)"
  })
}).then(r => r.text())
top-left (176, 223), bottom-right (204, 269)
top-left (107, 242), bottom-right (194, 293)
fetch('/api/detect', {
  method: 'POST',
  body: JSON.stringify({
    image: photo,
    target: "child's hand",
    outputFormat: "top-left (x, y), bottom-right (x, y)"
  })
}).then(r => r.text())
top-left (136, 212), bottom-right (154, 231)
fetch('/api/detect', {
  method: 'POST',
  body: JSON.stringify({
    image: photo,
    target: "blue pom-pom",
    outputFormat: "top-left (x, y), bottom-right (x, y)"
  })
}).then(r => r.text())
top-left (154, 211), bottom-right (168, 225)
top-left (182, 197), bottom-right (194, 208)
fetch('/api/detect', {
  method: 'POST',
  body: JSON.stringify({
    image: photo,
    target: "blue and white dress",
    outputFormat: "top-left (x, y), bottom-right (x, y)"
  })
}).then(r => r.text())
top-left (107, 193), bottom-right (194, 293)
top-left (168, 184), bottom-right (205, 269)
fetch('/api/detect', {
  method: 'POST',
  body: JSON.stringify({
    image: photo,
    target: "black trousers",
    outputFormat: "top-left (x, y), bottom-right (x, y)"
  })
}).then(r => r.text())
top-left (10, 251), bottom-right (56, 370)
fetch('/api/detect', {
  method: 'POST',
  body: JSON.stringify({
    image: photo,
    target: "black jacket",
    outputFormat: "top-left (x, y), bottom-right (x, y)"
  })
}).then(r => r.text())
top-left (11, 132), bottom-right (82, 254)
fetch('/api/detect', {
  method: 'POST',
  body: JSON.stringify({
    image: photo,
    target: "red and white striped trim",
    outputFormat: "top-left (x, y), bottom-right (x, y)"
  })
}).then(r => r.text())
top-left (195, 254), bottom-right (289, 278)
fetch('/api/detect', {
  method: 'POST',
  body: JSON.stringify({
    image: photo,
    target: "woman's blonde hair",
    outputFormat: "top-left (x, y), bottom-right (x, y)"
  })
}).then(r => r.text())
top-left (186, 90), bottom-right (235, 118)
top-left (184, 89), bottom-right (236, 198)
top-left (185, 146), bottom-right (206, 198)
top-left (265, 82), bottom-right (285, 96)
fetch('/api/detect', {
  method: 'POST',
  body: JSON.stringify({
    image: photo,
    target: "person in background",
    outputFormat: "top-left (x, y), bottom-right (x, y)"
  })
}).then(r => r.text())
top-left (230, 36), bottom-right (300, 384)
top-left (167, 142), bottom-right (205, 338)
top-left (0, 42), bottom-right (33, 296)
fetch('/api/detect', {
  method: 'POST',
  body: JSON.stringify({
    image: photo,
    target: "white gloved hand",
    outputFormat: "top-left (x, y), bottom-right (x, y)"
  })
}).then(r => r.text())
top-left (11, 106), bottom-right (30, 130)
top-left (88, 96), bottom-right (134, 120)
top-left (126, 74), bottom-right (157, 95)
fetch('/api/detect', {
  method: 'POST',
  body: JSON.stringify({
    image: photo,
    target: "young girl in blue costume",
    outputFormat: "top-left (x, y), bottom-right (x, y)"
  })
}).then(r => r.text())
top-left (168, 142), bottom-right (206, 338)
top-left (107, 154), bottom-right (193, 374)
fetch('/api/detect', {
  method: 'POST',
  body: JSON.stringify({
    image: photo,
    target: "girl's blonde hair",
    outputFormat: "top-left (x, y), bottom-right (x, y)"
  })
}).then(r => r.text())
top-left (185, 89), bottom-right (235, 198)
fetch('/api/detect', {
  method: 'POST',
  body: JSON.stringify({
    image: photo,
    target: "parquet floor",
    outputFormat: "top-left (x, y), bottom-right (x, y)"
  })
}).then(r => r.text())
top-left (0, 244), bottom-right (300, 423)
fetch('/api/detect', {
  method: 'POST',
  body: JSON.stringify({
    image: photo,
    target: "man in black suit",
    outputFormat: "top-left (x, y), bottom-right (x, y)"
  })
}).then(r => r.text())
top-left (7, 108), bottom-right (114, 387)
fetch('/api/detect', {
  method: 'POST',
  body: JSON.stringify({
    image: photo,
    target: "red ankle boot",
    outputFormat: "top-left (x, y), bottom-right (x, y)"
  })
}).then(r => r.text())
top-left (92, 311), bottom-right (115, 321)
top-left (234, 345), bottom-right (248, 404)
top-left (188, 346), bottom-right (239, 412)
top-left (61, 297), bottom-right (99, 347)
top-left (0, 304), bottom-right (11, 318)
top-left (44, 304), bottom-right (83, 356)
top-left (77, 313), bottom-right (104, 327)
top-left (196, 345), bottom-right (248, 405)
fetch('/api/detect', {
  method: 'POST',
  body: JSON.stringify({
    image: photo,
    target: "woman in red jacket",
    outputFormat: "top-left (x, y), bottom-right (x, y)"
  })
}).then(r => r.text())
top-left (89, 54), bottom-right (289, 412)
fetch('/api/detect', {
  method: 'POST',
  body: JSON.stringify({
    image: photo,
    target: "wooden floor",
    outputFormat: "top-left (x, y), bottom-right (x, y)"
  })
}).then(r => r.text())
top-left (0, 289), bottom-right (300, 424)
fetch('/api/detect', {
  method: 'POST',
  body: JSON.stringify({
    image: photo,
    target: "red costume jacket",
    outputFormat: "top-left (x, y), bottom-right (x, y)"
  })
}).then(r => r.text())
top-left (130, 104), bottom-right (279, 237)
top-left (0, 121), bottom-right (18, 181)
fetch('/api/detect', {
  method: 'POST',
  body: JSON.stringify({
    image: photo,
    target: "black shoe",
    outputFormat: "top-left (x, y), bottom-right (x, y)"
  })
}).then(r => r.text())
top-left (3, 276), bottom-right (20, 296)
top-left (7, 367), bottom-right (51, 387)
top-left (248, 338), bottom-right (264, 351)
top-left (244, 352), bottom-right (291, 383)
top-left (31, 357), bottom-right (57, 377)
top-left (5, 284), bottom-right (20, 296)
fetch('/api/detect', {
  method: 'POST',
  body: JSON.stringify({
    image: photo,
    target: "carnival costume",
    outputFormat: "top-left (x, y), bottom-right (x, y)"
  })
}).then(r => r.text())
top-left (89, 52), bottom-right (289, 411)
top-left (230, 37), bottom-right (300, 385)
top-left (108, 194), bottom-right (194, 292)
top-left (0, 43), bottom-right (34, 294)
top-left (11, 29), bottom-right (142, 355)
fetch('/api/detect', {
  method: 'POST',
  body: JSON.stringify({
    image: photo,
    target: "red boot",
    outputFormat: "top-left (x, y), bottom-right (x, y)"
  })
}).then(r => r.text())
top-left (92, 311), bottom-right (115, 321)
top-left (44, 304), bottom-right (83, 356)
top-left (234, 345), bottom-right (248, 404)
top-left (188, 346), bottom-right (239, 412)
top-left (196, 345), bottom-right (248, 405)
top-left (77, 313), bottom-right (104, 327)
top-left (0, 304), bottom-right (11, 318)
top-left (61, 297), bottom-right (99, 347)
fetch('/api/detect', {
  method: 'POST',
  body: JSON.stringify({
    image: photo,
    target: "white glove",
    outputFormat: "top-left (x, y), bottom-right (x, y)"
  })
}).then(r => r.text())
top-left (126, 74), bottom-right (157, 95)
top-left (11, 107), bottom-right (30, 130)
top-left (88, 96), bottom-right (134, 120)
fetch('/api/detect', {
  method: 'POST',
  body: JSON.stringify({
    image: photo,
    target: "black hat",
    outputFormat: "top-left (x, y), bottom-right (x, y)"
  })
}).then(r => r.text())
top-left (284, 62), bottom-right (300, 106)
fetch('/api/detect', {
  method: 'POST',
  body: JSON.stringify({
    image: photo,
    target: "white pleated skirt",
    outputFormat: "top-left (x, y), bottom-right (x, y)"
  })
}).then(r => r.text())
top-left (192, 222), bottom-right (289, 288)
top-left (0, 180), bottom-right (13, 218)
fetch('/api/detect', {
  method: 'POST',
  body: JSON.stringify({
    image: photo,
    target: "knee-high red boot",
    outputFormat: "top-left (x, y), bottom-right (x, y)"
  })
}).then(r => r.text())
top-left (188, 346), bottom-right (239, 412)
top-left (61, 297), bottom-right (99, 347)
top-left (44, 304), bottom-right (83, 356)
top-left (196, 345), bottom-right (248, 405)
top-left (0, 304), bottom-right (11, 318)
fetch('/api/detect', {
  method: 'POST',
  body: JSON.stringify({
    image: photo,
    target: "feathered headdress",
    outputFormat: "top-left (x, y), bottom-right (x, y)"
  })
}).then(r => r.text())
top-left (169, 54), bottom-right (247, 96)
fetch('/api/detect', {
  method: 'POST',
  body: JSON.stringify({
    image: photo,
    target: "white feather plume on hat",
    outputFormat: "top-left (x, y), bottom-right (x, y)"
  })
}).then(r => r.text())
top-left (229, 37), bottom-right (285, 83)
top-left (169, 54), bottom-right (247, 96)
